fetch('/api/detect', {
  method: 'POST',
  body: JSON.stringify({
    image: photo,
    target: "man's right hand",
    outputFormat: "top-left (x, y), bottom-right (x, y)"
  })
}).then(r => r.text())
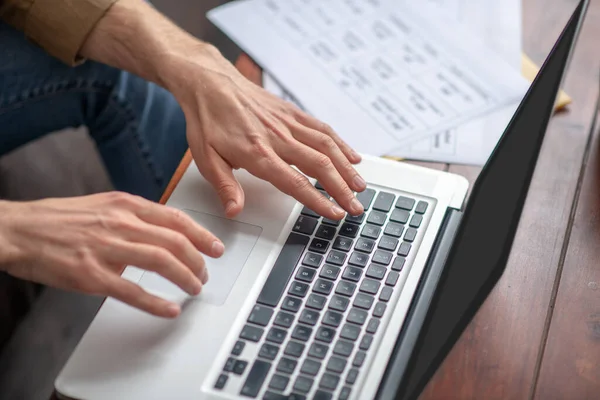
top-left (0, 192), bottom-right (224, 318)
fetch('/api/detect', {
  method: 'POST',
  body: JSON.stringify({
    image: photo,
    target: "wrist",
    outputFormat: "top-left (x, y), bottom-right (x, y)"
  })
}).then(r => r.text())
top-left (0, 201), bottom-right (23, 271)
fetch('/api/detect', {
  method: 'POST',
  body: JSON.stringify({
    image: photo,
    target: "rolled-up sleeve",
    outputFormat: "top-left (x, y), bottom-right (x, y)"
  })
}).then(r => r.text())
top-left (0, 0), bottom-right (118, 65)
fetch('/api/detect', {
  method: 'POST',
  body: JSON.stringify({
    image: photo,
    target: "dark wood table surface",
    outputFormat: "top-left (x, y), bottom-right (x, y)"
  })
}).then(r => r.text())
top-left (52, 0), bottom-right (600, 399)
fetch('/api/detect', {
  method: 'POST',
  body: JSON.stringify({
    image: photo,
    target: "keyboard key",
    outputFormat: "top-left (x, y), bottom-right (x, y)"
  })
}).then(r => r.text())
top-left (315, 326), bottom-right (336, 343)
top-left (346, 368), bottom-right (359, 384)
top-left (277, 357), bottom-right (297, 374)
top-left (326, 356), bottom-right (347, 373)
top-left (259, 343), bottom-right (279, 360)
top-left (281, 296), bottom-right (302, 313)
top-left (356, 188), bottom-right (376, 210)
top-left (360, 335), bottom-right (374, 350)
top-left (361, 224), bottom-right (381, 240)
top-left (335, 281), bottom-right (357, 297)
top-left (353, 351), bottom-right (367, 367)
top-left (313, 279), bottom-right (334, 295)
top-left (240, 324), bottom-right (264, 342)
top-left (316, 224), bottom-right (336, 240)
top-left (340, 323), bottom-right (361, 341)
top-left (301, 206), bottom-right (320, 219)
top-left (314, 390), bottom-right (333, 400)
top-left (378, 236), bottom-right (399, 252)
top-left (348, 252), bottom-right (369, 267)
top-left (310, 238), bottom-right (330, 254)
top-left (359, 279), bottom-right (381, 295)
top-left (293, 376), bottom-right (314, 393)
top-left (302, 252), bottom-right (323, 268)
top-left (293, 216), bottom-right (318, 235)
top-left (320, 264), bottom-right (341, 280)
top-left (284, 341), bottom-right (306, 358)
top-left (300, 358), bottom-right (321, 376)
top-left (340, 386), bottom-right (352, 400)
top-left (345, 213), bottom-right (365, 224)
top-left (367, 211), bottom-right (387, 226)
top-left (323, 310), bottom-right (343, 327)
top-left (291, 325), bottom-right (312, 342)
top-left (342, 266), bottom-right (362, 282)
top-left (384, 222), bottom-right (404, 238)
top-left (329, 295), bottom-right (350, 312)
top-left (347, 308), bottom-right (368, 325)
top-left (372, 250), bottom-right (393, 265)
top-left (395, 196), bottom-right (415, 210)
top-left (339, 222), bottom-right (359, 238)
top-left (224, 357), bottom-right (236, 372)
top-left (366, 264), bottom-right (387, 280)
top-left (267, 327), bottom-right (287, 344)
top-left (386, 271), bottom-right (400, 286)
top-left (308, 343), bottom-right (329, 359)
top-left (373, 302), bottom-right (387, 318)
top-left (240, 360), bottom-right (271, 398)
top-left (315, 181), bottom-right (325, 190)
top-left (296, 267), bottom-right (316, 283)
top-left (274, 311), bottom-right (294, 328)
top-left (326, 250), bottom-right (347, 266)
top-left (299, 309), bottom-right (320, 326)
top-left (306, 294), bottom-right (327, 310)
top-left (415, 201), bottom-right (428, 214)
top-left (257, 233), bottom-right (309, 307)
top-left (333, 340), bottom-right (354, 357)
top-left (398, 242), bottom-right (411, 256)
top-left (263, 392), bottom-right (300, 400)
top-left (355, 238), bottom-right (375, 253)
top-left (322, 218), bottom-right (341, 227)
top-left (319, 373), bottom-right (340, 391)
top-left (269, 374), bottom-right (289, 391)
top-left (232, 340), bottom-right (245, 356)
top-left (404, 228), bottom-right (417, 242)
top-left (392, 256), bottom-right (406, 271)
top-left (390, 209), bottom-right (410, 224)
top-left (380, 286), bottom-right (393, 302)
top-left (410, 214), bottom-right (423, 228)
top-left (353, 293), bottom-right (374, 310)
top-left (373, 191), bottom-right (395, 212)
top-left (333, 236), bottom-right (354, 252)
top-left (214, 373), bottom-right (228, 390)
top-left (366, 318), bottom-right (381, 334)
top-left (233, 360), bottom-right (248, 375)
top-left (289, 281), bottom-right (309, 297)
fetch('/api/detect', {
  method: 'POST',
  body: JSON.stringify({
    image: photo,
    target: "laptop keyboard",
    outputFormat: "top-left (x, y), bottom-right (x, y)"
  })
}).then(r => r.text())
top-left (213, 182), bottom-right (430, 400)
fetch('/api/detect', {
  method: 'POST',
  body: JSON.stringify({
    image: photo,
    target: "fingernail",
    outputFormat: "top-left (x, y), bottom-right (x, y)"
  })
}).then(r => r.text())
top-left (201, 268), bottom-right (209, 284)
top-left (212, 240), bottom-right (225, 257)
top-left (353, 174), bottom-right (366, 190)
top-left (351, 198), bottom-right (364, 214)
top-left (331, 203), bottom-right (345, 216)
top-left (191, 279), bottom-right (203, 295)
top-left (167, 304), bottom-right (181, 317)
top-left (225, 200), bottom-right (237, 214)
top-left (352, 150), bottom-right (362, 161)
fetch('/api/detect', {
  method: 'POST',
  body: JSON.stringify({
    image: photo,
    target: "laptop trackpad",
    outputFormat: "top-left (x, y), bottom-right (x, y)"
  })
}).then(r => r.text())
top-left (137, 209), bottom-right (262, 306)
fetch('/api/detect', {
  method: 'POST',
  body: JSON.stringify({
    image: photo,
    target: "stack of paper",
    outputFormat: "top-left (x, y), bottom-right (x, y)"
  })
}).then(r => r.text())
top-left (208, 0), bottom-right (532, 165)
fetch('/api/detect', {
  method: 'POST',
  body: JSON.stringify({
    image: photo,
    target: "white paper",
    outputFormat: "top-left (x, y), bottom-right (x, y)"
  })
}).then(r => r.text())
top-left (208, 0), bottom-right (529, 159)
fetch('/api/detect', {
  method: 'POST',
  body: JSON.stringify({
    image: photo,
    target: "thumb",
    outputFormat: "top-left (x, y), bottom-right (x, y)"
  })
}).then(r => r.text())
top-left (198, 153), bottom-right (245, 217)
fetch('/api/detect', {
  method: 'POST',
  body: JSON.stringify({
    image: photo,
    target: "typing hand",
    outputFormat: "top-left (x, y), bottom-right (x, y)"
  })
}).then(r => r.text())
top-left (167, 46), bottom-right (367, 220)
top-left (0, 193), bottom-right (223, 318)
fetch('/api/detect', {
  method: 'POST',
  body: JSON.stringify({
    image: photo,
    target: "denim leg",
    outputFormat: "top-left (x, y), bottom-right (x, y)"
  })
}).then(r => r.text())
top-left (0, 22), bottom-right (188, 202)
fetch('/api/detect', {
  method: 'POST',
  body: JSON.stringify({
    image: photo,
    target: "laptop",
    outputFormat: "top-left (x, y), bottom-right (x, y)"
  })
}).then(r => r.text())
top-left (54, 1), bottom-right (588, 399)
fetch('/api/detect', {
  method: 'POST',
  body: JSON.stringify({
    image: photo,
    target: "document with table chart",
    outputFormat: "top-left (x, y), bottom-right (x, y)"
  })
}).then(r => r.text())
top-left (208, 0), bottom-right (530, 157)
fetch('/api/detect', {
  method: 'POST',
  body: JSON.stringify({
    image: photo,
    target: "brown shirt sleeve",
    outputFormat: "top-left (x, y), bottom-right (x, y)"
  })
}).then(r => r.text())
top-left (0, 0), bottom-right (118, 65)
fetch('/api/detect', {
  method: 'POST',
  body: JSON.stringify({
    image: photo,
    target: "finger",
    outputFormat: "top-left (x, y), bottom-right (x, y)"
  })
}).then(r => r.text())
top-left (278, 141), bottom-right (364, 216)
top-left (134, 200), bottom-right (226, 258)
top-left (292, 111), bottom-right (362, 164)
top-left (195, 150), bottom-right (246, 218)
top-left (245, 144), bottom-right (346, 220)
top-left (103, 273), bottom-right (182, 318)
top-left (105, 240), bottom-right (204, 296)
top-left (287, 122), bottom-right (366, 193)
top-left (119, 221), bottom-right (207, 280)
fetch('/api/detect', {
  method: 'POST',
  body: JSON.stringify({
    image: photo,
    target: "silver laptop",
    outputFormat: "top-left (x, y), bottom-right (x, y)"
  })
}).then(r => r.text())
top-left (54, 2), bottom-right (587, 399)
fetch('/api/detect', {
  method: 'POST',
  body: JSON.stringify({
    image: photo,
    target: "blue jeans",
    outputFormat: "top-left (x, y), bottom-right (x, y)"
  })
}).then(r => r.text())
top-left (0, 22), bottom-right (188, 202)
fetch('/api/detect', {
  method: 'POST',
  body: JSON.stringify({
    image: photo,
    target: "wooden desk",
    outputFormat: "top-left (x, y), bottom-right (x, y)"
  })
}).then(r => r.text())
top-left (51, 0), bottom-right (600, 399)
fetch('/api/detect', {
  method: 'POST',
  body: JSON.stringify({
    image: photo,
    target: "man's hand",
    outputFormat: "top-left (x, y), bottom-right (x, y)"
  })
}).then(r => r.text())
top-left (80, 0), bottom-right (367, 220)
top-left (0, 193), bottom-right (224, 318)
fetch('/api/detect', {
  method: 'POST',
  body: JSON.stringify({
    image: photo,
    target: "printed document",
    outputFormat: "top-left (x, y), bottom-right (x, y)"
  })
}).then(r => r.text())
top-left (208, 0), bottom-right (529, 160)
